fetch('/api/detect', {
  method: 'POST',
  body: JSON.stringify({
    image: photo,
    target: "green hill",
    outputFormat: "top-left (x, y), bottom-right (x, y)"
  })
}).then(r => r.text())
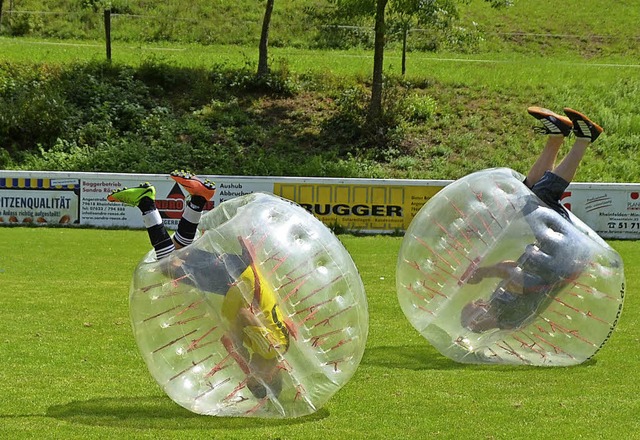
top-left (2, 0), bottom-right (639, 56)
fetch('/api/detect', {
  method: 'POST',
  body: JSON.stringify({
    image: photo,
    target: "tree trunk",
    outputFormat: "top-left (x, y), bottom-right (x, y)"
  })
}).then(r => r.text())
top-left (366, 0), bottom-right (388, 126)
top-left (257, 0), bottom-right (275, 78)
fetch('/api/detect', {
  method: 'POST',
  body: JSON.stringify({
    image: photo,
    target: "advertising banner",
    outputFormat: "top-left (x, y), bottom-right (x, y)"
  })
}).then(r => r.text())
top-left (80, 175), bottom-right (274, 229)
top-left (274, 180), bottom-right (444, 232)
top-left (562, 184), bottom-right (640, 240)
top-left (0, 175), bottom-right (79, 225)
top-left (1, 171), bottom-right (639, 239)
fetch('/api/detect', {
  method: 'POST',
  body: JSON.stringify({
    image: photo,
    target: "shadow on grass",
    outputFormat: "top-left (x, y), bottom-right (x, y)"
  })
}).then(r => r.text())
top-left (361, 344), bottom-right (598, 371)
top-left (45, 396), bottom-right (328, 430)
top-left (362, 344), bottom-right (461, 371)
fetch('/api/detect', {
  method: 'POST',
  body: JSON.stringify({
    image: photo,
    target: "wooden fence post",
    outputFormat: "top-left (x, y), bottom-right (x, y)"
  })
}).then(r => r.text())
top-left (104, 9), bottom-right (112, 61)
top-left (402, 28), bottom-right (408, 76)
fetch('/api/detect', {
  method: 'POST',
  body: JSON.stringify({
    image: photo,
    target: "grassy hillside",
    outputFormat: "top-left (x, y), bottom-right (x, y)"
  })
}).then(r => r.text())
top-left (1, 1), bottom-right (639, 182)
top-left (459, 0), bottom-right (640, 56)
top-left (2, 0), bottom-right (325, 46)
top-left (2, 0), bottom-right (640, 56)
top-left (2, 51), bottom-right (638, 182)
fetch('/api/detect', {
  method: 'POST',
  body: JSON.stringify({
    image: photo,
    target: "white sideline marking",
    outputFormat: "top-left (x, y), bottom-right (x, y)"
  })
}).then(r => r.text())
top-left (4, 39), bottom-right (185, 51)
top-left (3, 39), bottom-right (640, 66)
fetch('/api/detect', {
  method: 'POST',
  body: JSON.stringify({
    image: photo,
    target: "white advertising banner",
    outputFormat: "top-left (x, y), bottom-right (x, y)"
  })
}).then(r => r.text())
top-left (1, 171), bottom-right (639, 239)
top-left (79, 174), bottom-right (275, 229)
top-left (561, 184), bottom-right (640, 240)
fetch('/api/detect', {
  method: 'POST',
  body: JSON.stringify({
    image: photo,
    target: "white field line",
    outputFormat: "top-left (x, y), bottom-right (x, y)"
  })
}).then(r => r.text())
top-left (3, 39), bottom-right (186, 52)
top-left (283, 50), bottom-right (640, 68)
top-left (4, 39), bottom-right (640, 67)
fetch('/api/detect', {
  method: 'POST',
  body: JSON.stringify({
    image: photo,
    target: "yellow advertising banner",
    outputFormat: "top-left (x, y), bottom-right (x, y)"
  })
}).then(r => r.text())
top-left (274, 182), bottom-right (445, 231)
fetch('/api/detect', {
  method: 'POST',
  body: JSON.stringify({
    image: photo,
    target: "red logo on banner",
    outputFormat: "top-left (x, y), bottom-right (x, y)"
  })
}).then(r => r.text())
top-left (631, 192), bottom-right (639, 200)
top-left (157, 183), bottom-right (215, 220)
top-left (157, 183), bottom-right (185, 219)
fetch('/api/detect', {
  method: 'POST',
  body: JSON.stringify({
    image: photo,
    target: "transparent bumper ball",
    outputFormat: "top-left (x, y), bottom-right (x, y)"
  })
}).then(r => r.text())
top-left (396, 168), bottom-right (625, 366)
top-left (130, 193), bottom-right (368, 417)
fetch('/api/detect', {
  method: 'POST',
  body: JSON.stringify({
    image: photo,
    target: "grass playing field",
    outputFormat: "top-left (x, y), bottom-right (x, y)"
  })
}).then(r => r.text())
top-left (0, 227), bottom-right (638, 439)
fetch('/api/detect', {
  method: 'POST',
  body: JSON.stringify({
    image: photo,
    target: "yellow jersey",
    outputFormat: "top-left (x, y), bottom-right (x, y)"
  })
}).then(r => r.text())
top-left (221, 262), bottom-right (290, 359)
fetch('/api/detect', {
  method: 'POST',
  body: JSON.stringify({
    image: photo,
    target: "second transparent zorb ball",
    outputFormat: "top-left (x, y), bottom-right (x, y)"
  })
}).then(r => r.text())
top-left (130, 192), bottom-right (368, 417)
top-left (397, 168), bottom-right (625, 366)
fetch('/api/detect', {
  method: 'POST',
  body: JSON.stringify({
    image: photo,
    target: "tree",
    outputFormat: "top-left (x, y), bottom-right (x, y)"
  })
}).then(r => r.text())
top-left (257, 0), bottom-right (275, 78)
top-left (367, 0), bottom-right (387, 125)
top-left (327, 0), bottom-right (514, 132)
top-left (387, 0), bottom-right (461, 75)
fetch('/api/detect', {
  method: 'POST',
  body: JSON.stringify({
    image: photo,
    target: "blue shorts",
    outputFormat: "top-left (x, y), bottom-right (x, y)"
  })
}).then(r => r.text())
top-left (528, 171), bottom-right (571, 222)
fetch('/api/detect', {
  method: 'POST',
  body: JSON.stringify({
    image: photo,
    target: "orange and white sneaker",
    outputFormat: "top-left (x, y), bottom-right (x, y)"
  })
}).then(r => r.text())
top-left (527, 106), bottom-right (573, 137)
top-left (170, 170), bottom-right (216, 200)
top-left (563, 108), bottom-right (603, 142)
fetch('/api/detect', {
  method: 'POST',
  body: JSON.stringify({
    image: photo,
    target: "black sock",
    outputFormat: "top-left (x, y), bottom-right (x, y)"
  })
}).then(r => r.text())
top-left (138, 196), bottom-right (155, 214)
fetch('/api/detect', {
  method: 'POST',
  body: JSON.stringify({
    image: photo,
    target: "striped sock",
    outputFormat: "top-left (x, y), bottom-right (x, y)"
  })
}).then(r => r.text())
top-left (173, 195), bottom-right (206, 248)
top-left (141, 202), bottom-right (175, 260)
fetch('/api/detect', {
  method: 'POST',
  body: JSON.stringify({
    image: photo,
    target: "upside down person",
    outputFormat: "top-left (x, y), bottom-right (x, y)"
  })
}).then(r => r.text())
top-left (460, 107), bottom-right (603, 333)
top-left (107, 170), bottom-right (295, 398)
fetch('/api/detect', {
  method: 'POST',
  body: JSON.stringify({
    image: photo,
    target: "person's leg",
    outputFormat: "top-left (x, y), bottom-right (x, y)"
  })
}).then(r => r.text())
top-left (549, 137), bottom-right (590, 183)
top-left (170, 170), bottom-right (216, 249)
top-left (524, 136), bottom-right (564, 188)
top-left (553, 108), bottom-right (603, 183)
top-left (524, 107), bottom-right (573, 188)
top-left (107, 183), bottom-right (175, 259)
top-left (527, 109), bottom-right (603, 222)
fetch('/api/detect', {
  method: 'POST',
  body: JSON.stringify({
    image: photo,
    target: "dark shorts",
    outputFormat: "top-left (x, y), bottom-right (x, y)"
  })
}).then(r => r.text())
top-left (526, 171), bottom-right (571, 222)
top-left (170, 248), bottom-right (249, 295)
top-left (490, 287), bottom-right (550, 330)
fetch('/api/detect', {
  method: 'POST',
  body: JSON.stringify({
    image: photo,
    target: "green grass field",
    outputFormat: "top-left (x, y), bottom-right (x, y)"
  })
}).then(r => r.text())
top-left (1, 227), bottom-right (638, 439)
